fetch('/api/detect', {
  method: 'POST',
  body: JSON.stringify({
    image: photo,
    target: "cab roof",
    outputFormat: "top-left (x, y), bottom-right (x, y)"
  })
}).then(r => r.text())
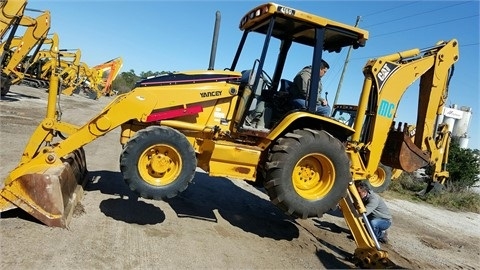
top-left (239, 2), bottom-right (369, 52)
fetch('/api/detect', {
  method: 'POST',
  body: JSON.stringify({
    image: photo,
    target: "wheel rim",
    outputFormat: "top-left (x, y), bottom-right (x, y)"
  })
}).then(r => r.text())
top-left (369, 167), bottom-right (386, 188)
top-left (138, 144), bottom-right (182, 186)
top-left (292, 153), bottom-right (335, 200)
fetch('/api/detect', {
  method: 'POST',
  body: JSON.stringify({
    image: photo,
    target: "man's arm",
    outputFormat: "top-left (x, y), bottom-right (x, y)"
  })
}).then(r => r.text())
top-left (364, 193), bottom-right (380, 216)
top-left (299, 70), bottom-right (311, 98)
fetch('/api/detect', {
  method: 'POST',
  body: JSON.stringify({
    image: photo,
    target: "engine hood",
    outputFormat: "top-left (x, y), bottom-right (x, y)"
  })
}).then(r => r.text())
top-left (135, 70), bottom-right (242, 87)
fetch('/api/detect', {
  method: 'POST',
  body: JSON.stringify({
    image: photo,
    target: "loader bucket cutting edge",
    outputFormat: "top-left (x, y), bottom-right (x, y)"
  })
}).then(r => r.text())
top-left (0, 148), bottom-right (88, 228)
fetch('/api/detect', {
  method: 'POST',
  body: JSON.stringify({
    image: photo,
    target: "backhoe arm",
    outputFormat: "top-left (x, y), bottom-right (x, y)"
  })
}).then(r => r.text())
top-left (348, 40), bottom-right (459, 182)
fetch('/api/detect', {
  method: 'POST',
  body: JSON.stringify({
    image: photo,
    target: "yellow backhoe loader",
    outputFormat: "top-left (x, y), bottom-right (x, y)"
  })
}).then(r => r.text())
top-left (0, 9), bottom-right (50, 96)
top-left (0, 2), bottom-right (458, 268)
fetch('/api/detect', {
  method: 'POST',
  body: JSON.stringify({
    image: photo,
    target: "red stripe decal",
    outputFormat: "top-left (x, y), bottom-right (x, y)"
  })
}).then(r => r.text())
top-left (146, 105), bottom-right (203, 122)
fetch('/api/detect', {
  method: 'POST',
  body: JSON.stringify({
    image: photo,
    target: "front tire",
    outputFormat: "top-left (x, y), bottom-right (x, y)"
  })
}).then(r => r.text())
top-left (265, 129), bottom-right (351, 219)
top-left (367, 164), bottom-right (393, 193)
top-left (120, 126), bottom-right (196, 200)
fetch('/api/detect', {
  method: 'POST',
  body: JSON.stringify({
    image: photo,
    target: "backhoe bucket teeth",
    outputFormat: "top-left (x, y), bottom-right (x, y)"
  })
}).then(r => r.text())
top-left (381, 123), bottom-right (430, 172)
top-left (0, 148), bottom-right (88, 228)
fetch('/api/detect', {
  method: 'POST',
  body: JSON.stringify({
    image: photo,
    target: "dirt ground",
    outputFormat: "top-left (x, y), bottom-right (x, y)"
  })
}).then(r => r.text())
top-left (1, 85), bottom-right (479, 269)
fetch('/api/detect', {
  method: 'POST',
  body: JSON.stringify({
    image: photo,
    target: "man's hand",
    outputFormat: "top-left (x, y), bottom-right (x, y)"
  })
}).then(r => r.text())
top-left (318, 98), bottom-right (328, 106)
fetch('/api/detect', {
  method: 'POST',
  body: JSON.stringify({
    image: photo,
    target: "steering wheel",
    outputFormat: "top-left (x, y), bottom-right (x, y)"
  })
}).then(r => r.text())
top-left (261, 70), bottom-right (273, 89)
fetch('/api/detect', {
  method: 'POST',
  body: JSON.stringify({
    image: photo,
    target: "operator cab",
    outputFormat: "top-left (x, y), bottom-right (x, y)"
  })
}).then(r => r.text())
top-left (228, 2), bottom-right (368, 133)
top-left (331, 104), bottom-right (358, 127)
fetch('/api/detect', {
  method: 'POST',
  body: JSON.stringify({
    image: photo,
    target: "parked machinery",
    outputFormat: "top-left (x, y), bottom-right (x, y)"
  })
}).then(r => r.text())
top-left (0, 9), bottom-right (50, 96)
top-left (92, 57), bottom-right (123, 96)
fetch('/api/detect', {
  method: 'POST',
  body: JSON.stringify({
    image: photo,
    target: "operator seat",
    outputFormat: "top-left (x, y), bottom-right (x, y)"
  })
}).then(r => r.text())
top-left (238, 70), bottom-right (272, 131)
top-left (279, 79), bottom-right (294, 93)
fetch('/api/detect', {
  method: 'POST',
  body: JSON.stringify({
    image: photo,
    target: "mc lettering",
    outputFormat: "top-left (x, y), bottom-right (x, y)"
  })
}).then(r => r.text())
top-left (378, 100), bottom-right (395, 118)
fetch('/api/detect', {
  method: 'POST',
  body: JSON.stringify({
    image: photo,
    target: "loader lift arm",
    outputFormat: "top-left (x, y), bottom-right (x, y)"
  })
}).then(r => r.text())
top-left (0, 53), bottom-right (239, 227)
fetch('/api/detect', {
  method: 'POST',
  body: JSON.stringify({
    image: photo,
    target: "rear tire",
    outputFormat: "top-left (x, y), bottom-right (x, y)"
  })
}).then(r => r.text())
top-left (367, 164), bottom-right (392, 193)
top-left (265, 129), bottom-right (351, 218)
top-left (120, 126), bottom-right (197, 200)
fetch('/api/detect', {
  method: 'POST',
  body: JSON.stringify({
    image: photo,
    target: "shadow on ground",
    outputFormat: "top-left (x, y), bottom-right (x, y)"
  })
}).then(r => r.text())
top-left (86, 170), bottom-right (299, 240)
top-left (85, 170), bottom-right (166, 225)
top-left (0, 90), bottom-right (42, 102)
top-left (168, 172), bottom-right (300, 240)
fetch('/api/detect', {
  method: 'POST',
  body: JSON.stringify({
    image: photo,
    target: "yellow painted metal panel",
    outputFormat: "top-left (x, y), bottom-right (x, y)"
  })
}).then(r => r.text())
top-left (209, 143), bottom-right (261, 180)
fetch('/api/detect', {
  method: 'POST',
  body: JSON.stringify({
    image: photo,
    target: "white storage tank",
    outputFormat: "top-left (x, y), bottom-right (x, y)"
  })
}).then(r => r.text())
top-left (437, 105), bottom-right (473, 149)
top-left (459, 137), bottom-right (469, 149)
top-left (442, 105), bottom-right (463, 133)
top-left (453, 106), bottom-right (472, 137)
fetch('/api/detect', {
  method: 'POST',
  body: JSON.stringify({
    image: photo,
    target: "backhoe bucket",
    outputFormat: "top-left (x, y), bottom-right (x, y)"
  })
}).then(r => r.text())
top-left (0, 148), bottom-right (88, 228)
top-left (380, 123), bottom-right (430, 172)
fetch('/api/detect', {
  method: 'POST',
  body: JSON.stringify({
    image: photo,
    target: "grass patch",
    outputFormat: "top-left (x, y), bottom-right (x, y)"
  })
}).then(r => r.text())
top-left (384, 173), bottom-right (480, 214)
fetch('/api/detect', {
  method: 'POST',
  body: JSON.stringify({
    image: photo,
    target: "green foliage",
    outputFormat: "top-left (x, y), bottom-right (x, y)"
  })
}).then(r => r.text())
top-left (387, 171), bottom-right (480, 213)
top-left (111, 69), bottom-right (140, 94)
top-left (390, 172), bottom-right (425, 192)
top-left (422, 189), bottom-right (480, 213)
top-left (446, 140), bottom-right (480, 191)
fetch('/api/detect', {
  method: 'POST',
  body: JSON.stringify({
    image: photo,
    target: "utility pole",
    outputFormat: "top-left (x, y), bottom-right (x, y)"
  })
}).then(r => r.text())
top-left (332, 16), bottom-right (361, 112)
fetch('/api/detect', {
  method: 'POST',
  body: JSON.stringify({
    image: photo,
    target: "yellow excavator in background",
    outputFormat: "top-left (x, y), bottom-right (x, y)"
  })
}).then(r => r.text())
top-left (0, 0), bottom-right (28, 39)
top-left (60, 57), bottom-right (124, 99)
top-left (21, 32), bottom-right (59, 88)
top-left (0, 2), bottom-right (459, 268)
top-left (0, 9), bottom-right (50, 96)
top-left (62, 60), bottom-right (103, 99)
top-left (26, 47), bottom-right (122, 99)
top-left (92, 57), bottom-right (123, 96)
top-left (54, 49), bottom-right (84, 95)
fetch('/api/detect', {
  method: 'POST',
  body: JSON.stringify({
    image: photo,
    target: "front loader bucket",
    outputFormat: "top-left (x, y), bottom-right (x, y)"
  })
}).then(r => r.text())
top-left (380, 122), bottom-right (430, 172)
top-left (0, 148), bottom-right (88, 228)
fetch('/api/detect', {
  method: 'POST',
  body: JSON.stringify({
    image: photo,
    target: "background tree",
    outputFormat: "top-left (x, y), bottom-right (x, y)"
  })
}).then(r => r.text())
top-left (112, 70), bottom-right (172, 94)
top-left (112, 69), bottom-right (139, 94)
top-left (446, 139), bottom-right (480, 191)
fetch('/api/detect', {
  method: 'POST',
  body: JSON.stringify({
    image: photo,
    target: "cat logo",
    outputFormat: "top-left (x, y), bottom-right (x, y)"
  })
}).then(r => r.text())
top-left (376, 62), bottom-right (398, 91)
top-left (200, 91), bottom-right (222, 98)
